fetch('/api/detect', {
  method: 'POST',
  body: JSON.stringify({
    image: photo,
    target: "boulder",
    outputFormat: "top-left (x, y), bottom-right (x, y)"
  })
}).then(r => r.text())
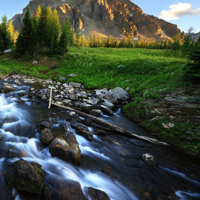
top-left (103, 100), bottom-right (114, 109)
top-left (89, 109), bottom-right (102, 117)
top-left (85, 187), bottom-right (111, 200)
top-left (54, 179), bottom-right (87, 200)
top-left (49, 132), bottom-right (81, 165)
top-left (84, 117), bottom-right (93, 126)
top-left (1, 83), bottom-right (15, 93)
top-left (87, 97), bottom-right (100, 105)
top-left (40, 121), bottom-right (51, 129)
top-left (42, 184), bottom-right (54, 200)
top-left (9, 159), bottom-right (45, 195)
top-left (80, 102), bottom-right (93, 112)
top-left (4, 49), bottom-right (12, 53)
top-left (76, 124), bottom-right (93, 141)
top-left (101, 105), bottom-right (113, 115)
top-left (104, 91), bottom-right (118, 104)
top-left (40, 128), bottom-right (54, 145)
top-left (111, 87), bottom-right (129, 101)
top-left (142, 153), bottom-right (157, 166)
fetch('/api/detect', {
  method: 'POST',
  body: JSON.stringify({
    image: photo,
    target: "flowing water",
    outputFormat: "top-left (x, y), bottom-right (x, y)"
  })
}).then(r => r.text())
top-left (0, 83), bottom-right (200, 200)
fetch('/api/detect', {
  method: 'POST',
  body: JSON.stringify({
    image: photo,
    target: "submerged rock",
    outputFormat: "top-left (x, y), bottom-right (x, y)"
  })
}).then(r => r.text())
top-left (1, 83), bottom-right (15, 93)
top-left (40, 128), bottom-right (54, 145)
top-left (142, 153), bottom-right (157, 166)
top-left (85, 187), bottom-right (111, 200)
top-left (76, 124), bottom-right (93, 141)
top-left (9, 159), bottom-right (45, 195)
top-left (54, 179), bottom-right (87, 200)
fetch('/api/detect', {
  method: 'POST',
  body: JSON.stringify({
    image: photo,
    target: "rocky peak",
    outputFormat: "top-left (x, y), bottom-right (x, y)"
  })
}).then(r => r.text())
top-left (12, 0), bottom-right (183, 40)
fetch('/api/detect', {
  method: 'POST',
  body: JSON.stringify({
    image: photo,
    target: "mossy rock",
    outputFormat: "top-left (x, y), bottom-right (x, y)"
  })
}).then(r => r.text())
top-left (8, 159), bottom-right (45, 195)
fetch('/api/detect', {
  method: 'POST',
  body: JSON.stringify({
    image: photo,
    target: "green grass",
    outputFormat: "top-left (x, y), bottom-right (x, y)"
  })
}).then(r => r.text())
top-left (2, 47), bottom-right (199, 154)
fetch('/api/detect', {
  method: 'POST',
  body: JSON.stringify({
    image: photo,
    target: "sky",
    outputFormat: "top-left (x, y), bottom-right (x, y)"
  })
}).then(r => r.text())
top-left (0, 0), bottom-right (199, 33)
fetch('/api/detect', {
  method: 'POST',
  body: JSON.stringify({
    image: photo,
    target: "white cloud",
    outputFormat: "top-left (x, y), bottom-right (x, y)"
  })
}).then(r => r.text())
top-left (158, 3), bottom-right (200, 20)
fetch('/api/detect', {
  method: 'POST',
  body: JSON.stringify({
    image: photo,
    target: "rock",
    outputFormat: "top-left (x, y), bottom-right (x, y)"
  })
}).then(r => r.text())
top-left (85, 187), bottom-right (111, 200)
top-left (104, 91), bottom-right (118, 104)
top-left (69, 82), bottom-right (81, 88)
top-left (77, 91), bottom-right (87, 98)
top-left (69, 94), bottom-right (78, 100)
top-left (68, 73), bottom-right (77, 77)
top-left (62, 99), bottom-right (72, 106)
top-left (0, 75), bottom-right (6, 80)
top-left (101, 105), bottom-right (113, 115)
top-left (87, 97), bottom-right (100, 105)
top-left (32, 60), bottom-right (38, 64)
top-left (117, 65), bottom-right (125, 68)
top-left (40, 128), bottom-right (54, 145)
top-left (40, 121), bottom-right (51, 129)
top-left (0, 134), bottom-right (3, 140)
top-left (14, 79), bottom-right (21, 85)
top-left (1, 83), bottom-right (15, 93)
top-left (84, 117), bottom-right (93, 126)
top-left (89, 109), bottom-right (102, 117)
top-left (42, 184), bottom-right (54, 200)
top-left (69, 112), bottom-right (76, 117)
top-left (76, 124), bottom-right (93, 141)
top-left (80, 102), bottom-right (93, 112)
top-left (112, 87), bottom-right (129, 101)
top-left (59, 76), bottom-right (66, 81)
top-left (103, 100), bottom-right (114, 109)
top-left (142, 153), bottom-right (157, 166)
top-left (93, 128), bottom-right (107, 136)
top-left (9, 159), bottom-right (45, 195)
top-left (49, 132), bottom-right (81, 165)
top-left (54, 179), bottom-right (87, 200)
top-left (4, 49), bottom-right (12, 53)
top-left (73, 114), bottom-right (83, 123)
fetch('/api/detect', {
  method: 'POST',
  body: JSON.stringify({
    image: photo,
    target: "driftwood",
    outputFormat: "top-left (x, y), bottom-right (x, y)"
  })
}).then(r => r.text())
top-left (48, 88), bottom-right (53, 109)
top-left (51, 103), bottom-right (168, 146)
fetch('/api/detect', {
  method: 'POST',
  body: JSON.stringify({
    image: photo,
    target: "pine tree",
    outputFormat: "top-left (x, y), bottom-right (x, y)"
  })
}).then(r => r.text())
top-left (35, 5), bottom-right (42, 21)
top-left (0, 15), bottom-right (10, 50)
top-left (38, 6), bottom-right (47, 53)
top-left (15, 6), bottom-right (38, 56)
top-left (7, 20), bottom-right (14, 46)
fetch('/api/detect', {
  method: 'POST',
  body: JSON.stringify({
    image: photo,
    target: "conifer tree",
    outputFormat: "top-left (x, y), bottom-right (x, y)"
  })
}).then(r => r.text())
top-left (7, 20), bottom-right (14, 46)
top-left (0, 15), bottom-right (10, 50)
top-left (38, 6), bottom-right (47, 53)
top-left (35, 5), bottom-right (42, 21)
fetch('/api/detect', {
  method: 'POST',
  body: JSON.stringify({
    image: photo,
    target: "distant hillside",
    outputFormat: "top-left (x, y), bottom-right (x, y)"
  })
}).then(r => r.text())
top-left (12, 0), bottom-right (184, 40)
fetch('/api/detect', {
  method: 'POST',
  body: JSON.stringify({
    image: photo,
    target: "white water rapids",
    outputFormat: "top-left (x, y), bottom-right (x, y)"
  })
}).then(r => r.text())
top-left (0, 84), bottom-right (200, 200)
top-left (0, 93), bottom-right (137, 200)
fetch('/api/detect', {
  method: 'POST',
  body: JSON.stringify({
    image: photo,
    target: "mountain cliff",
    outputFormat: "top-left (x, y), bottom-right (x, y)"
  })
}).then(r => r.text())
top-left (12, 0), bottom-right (184, 40)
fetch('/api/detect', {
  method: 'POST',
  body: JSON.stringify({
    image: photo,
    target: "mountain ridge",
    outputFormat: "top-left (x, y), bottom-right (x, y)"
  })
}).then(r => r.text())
top-left (12, 0), bottom-right (184, 40)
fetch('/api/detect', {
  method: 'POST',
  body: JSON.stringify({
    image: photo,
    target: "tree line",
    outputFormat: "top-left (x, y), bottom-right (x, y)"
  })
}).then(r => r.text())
top-left (0, 15), bottom-right (18, 52)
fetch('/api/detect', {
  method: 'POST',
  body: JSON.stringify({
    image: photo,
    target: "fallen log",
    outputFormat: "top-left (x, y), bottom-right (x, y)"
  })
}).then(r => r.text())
top-left (51, 103), bottom-right (168, 146)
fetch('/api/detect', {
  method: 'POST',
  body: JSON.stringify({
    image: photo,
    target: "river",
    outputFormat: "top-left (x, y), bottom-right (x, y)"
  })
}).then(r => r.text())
top-left (0, 82), bottom-right (200, 200)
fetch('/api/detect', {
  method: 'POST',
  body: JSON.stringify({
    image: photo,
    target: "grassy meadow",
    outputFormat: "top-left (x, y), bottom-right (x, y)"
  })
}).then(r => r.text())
top-left (2, 47), bottom-right (198, 154)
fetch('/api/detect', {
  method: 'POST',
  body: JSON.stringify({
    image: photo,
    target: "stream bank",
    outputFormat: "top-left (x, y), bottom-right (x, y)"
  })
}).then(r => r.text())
top-left (123, 85), bottom-right (200, 157)
top-left (0, 75), bottom-right (200, 200)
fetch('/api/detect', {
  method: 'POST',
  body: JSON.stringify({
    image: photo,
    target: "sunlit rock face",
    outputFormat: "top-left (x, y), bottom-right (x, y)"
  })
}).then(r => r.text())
top-left (12, 0), bottom-right (183, 40)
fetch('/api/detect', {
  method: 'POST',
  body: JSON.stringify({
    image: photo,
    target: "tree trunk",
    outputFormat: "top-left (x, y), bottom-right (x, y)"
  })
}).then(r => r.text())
top-left (51, 103), bottom-right (168, 146)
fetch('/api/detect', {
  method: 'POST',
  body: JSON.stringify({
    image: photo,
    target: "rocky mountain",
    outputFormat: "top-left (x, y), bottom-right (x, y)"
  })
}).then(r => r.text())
top-left (12, 0), bottom-right (184, 40)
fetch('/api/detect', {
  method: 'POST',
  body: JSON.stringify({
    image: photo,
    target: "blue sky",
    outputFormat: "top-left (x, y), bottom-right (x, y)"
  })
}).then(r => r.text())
top-left (0, 0), bottom-right (199, 33)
